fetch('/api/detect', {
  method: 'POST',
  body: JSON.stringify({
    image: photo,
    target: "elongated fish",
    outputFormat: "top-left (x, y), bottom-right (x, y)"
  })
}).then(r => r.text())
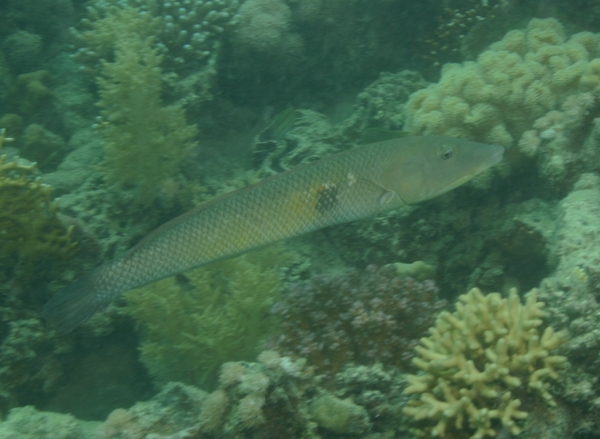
top-left (43, 136), bottom-right (503, 334)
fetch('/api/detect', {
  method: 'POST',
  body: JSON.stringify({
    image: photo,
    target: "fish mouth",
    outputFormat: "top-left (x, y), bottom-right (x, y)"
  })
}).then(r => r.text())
top-left (439, 144), bottom-right (506, 195)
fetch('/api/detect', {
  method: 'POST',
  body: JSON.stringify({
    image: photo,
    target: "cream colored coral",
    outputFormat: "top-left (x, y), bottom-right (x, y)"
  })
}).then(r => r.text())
top-left (580, 58), bottom-right (600, 93)
top-left (405, 18), bottom-right (600, 148)
top-left (404, 288), bottom-right (567, 439)
top-left (234, 0), bottom-right (293, 52)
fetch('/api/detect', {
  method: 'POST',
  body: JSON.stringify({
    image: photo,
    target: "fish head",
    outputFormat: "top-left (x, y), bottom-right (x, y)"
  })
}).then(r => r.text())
top-left (382, 136), bottom-right (504, 204)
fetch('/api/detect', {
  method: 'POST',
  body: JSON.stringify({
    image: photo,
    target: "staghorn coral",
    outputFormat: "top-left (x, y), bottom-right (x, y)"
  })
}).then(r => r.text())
top-left (267, 265), bottom-right (446, 379)
top-left (404, 288), bottom-right (567, 439)
top-left (122, 245), bottom-right (290, 390)
top-left (405, 18), bottom-right (600, 149)
top-left (94, 9), bottom-right (198, 201)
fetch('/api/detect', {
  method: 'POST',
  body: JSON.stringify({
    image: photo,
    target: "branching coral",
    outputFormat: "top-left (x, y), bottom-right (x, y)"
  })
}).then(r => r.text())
top-left (404, 288), bottom-right (567, 439)
top-left (267, 265), bottom-right (446, 378)
top-left (122, 245), bottom-right (290, 389)
top-left (76, 0), bottom-right (241, 73)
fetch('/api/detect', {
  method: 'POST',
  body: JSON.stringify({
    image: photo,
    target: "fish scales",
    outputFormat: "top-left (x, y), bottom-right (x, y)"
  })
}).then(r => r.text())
top-left (43, 136), bottom-right (504, 334)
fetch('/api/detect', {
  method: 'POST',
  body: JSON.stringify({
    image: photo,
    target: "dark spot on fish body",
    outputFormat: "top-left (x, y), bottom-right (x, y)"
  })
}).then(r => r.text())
top-left (315, 183), bottom-right (339, 214)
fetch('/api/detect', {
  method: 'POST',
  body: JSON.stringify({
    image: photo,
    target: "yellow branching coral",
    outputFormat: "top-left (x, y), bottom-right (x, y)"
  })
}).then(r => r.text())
top-left (0, 155), bottom-right (77, 260)
top-left (404, 288), bottom-right (567, 439)
top-left (122, 245), bottom-right (290, 390)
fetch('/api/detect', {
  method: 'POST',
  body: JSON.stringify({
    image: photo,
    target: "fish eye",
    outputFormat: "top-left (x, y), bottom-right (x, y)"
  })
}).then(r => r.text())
top-left (440, 149), bottom-right (453, 160)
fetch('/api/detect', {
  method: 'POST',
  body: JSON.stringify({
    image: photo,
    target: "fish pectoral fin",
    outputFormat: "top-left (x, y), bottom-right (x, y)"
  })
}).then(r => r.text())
top-left (379, 190), bottom-right (397, 206)
top-left (353, 176), bottom-right (400, 207)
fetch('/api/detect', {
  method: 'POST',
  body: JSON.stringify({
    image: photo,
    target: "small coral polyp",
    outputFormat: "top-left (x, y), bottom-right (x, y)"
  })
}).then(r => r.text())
top-left (404, 288), bottom-right (567, 439)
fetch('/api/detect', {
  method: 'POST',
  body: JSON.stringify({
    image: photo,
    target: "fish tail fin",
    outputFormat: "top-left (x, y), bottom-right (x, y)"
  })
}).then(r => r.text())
top-left (43, 270), bottom-right (110, 334)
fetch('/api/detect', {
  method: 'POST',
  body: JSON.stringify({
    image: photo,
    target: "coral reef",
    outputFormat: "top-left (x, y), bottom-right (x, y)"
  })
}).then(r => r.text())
top-left (21, 124), bottom-right (68, 171)
top-left (0, 153), bottom-right (77, 268)
top-left (0, 405), bottom-right (97, 439)
top-left (7, 70), bottom-right (54, 116)
top-left (233, 0), bottom-right (301, 57)
top-left (0, 350), bottom-right (417, 438)
top-left (336, 70), bottom-right (429, 144)
top-left (505, 171), bottom-right (600, 436)
top-left (417, 0), bottom-right (509, 68)
top-left (536, 174), bottom-right (600, 413)
top-left (580, 58), bottom-right (600, 93)
top-left (74, 5), bottom-right (160, 72)
top-left (308, 393), bottom-right (371, 434)
top-left (252, 109), bottom-right (340, 177)
top-left (405, 18), bottom-right (600, 149)
top-left (3, 30), bottom-right (43, 73)
top-left (4, 2), bottom-right (600, 438)
top-left (196, 352), bottom-right (315, 437)
top-left (517, 91), bottom-right (599, 191)
top-left (0, 315), bottom-right (61, 416)
top-left (404, 288), bottom-right (567, 439)
top-left (93, 8), bottom-right (198, 200)
top-left (0, 0), bottom-right (75, 42)
top-left (122, 245), bottom-right (290, 389)
top-left (267, 265), bottom-right (446, 379)
top-left (55, 353), bottom-right (317, 439)
top-left (98, 382), bottom-right (206, 439)
top-left (0, 114), bottom-right (24, 140)
top-left (76, 0), bottom-right (241, 73)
